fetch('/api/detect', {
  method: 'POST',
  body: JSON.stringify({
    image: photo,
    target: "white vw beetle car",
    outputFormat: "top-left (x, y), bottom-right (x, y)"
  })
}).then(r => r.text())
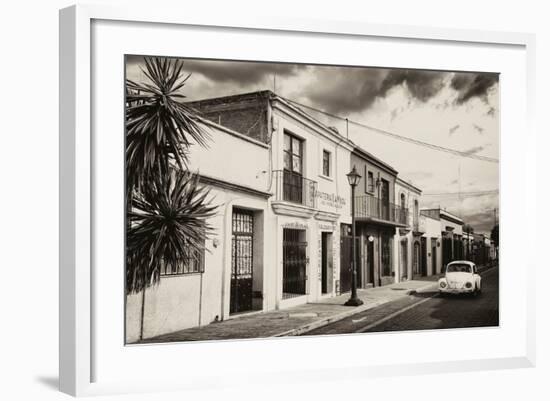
top-left (439, 261), bottom-right (481, 296)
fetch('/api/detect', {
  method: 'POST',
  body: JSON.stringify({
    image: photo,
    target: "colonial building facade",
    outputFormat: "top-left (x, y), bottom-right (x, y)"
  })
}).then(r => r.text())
top-left (350, 148), bottom-right (408, 287)
top-left (394, 178), bottom-right (423, 281)
top-left (126, 91), bottom-right (360, 342)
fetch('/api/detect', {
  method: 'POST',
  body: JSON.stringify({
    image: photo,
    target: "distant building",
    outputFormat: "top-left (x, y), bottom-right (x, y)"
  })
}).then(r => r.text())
top-left (420, 208), bottom-right (464, 273)
top-left (394, 178), bottom-right (423, 281)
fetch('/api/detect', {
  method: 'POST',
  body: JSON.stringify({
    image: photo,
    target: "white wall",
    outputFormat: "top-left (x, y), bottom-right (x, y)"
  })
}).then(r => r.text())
top-left (187, 121), bottom-right (270, 193)
top-left (421, 214), bottom-right (443, 275)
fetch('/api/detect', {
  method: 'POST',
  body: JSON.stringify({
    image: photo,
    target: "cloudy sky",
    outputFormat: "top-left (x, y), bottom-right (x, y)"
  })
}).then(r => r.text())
top-left (126, 56), bottom-right (499, 234)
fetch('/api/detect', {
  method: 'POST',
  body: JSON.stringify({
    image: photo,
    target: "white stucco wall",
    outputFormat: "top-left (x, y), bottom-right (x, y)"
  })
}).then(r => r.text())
top-left (125, 122), bottom-right (271, 342)
top-left (187, 120), bottom-right (270, 194)
top-left (421, 214), bottom-right (443, 275)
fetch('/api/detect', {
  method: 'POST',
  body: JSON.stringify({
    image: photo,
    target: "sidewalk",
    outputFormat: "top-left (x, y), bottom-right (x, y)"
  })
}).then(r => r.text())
top-left (138, 277), bottom-right (439, 344)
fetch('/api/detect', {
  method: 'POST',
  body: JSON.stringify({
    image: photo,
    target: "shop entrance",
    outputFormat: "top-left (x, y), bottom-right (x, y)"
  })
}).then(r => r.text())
top-left (321, 232), bottom-right (333, 294)
top-left (282, 228), bottom-right (308, 299)
top-left (230, 209), bottom-right (254, 314)
top-left (421, 237), bottom-right (427, 276)
top-left (366, 238), bottom-right (375, 286)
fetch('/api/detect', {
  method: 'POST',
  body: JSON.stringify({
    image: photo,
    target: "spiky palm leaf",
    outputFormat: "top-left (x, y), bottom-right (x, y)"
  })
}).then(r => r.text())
top-left (126, 169), bottom-right (217, 293)
top-left (125, 56), bottom-right (210, 193)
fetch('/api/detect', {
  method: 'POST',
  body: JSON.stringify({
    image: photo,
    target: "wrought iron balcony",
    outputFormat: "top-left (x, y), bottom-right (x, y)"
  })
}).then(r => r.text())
top-left (273, 170), bottom-right (317, 209)
top-left (355, 194), bottom-right (408, 225)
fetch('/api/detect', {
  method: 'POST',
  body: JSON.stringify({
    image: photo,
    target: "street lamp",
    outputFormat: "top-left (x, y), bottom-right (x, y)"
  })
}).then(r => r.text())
top-left (345, 166), bottom-right (364, 307)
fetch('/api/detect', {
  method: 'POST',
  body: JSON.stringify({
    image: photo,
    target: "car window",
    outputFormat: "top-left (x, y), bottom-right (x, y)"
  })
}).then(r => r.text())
top-left (446, 263), bottom-right (472, 273)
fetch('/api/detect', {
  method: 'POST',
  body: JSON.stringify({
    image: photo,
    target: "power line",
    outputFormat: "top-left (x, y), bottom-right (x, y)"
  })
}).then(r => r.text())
top-left (423, 190), bottom-right (499, 197)
top-left (284, 97), bottom-right (500, 164)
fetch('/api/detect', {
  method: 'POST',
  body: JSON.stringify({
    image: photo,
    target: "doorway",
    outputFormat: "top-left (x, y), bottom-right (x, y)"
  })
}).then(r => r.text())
top-left (321, 232), bottom-right (333, 294)
top-left (421, 237), bottom-right (427, 276)
top-left (367, 238), bottom-right (375, 286)
top-left (282, 228), bottom-right (308, 299)
top-left (230, 209), bottom-right (254, 314)
top-left (413, 242), bottom-right (420, 276)
top-left (401, 239), bottom-right (408, 280)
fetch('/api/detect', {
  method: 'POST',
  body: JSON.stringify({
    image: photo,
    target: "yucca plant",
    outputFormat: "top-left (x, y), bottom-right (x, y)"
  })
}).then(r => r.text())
top-left (126, 169), bottom-right (217, 294)
top-left (125, 56), bottom-right (217, 294)
top-left (125, 57), bottom-right (218, 341)
top-left (126, 56), bottom-right (210, 194)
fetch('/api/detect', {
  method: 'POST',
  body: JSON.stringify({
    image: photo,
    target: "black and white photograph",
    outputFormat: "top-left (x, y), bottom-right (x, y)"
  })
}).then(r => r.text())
top-left (124, 55), bottom-right (500, 344)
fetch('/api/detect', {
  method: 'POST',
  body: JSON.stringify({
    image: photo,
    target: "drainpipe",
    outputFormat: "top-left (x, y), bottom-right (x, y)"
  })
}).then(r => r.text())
top-left (266, 95), bottom-right (276, 193)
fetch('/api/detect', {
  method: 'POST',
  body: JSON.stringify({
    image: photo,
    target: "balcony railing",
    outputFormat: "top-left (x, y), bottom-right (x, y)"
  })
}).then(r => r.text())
top-left (273, 170), bottom-right (317, 209)
top-left (355, 194), bottom-right (408, 225)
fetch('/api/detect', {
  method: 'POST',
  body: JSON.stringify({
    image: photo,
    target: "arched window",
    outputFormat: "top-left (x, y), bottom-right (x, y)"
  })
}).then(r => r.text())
top-left (400, 193), bottom-right (406, 209)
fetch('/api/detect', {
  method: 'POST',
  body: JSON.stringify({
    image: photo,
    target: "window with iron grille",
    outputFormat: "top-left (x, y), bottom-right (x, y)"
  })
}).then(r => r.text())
top-left (159, 241), bottom-right (205, 276)
top-left (322, 150), bottom-right (331, 177)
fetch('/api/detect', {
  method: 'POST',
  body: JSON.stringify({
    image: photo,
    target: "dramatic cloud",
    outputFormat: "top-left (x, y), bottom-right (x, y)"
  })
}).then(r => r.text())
top-left (127, 56), bottom-right (499, 117)
top-left (451, 72), bottom-right (499, 105)
top-left (305, 68), bottom-right (448, 114)
top-left (304, 67), bottom-right (387, 114)
top-left (126, 55), bottom-right (303, 86)
top-left (182, 60), bottom-right (304, 85)
top-left (463, 210), bottom-right (497, 233)
top-left (379, 70), bottom-right (447, 102)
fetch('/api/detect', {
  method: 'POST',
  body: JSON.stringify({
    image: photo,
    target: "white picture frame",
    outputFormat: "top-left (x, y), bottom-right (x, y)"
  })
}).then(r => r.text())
top-left (59, 4), bottom-right (536, 397)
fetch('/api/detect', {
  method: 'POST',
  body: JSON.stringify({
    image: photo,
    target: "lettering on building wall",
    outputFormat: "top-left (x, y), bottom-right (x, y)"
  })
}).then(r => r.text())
top-left (314, 190), bottom-right (346, 209)
top-left (318, 223), bottom-right (336, 231)
top-left (282, 222), bottom-right (309, 230)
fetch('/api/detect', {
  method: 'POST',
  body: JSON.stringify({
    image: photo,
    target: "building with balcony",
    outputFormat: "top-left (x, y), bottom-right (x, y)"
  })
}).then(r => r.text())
top-left (349, 147), bottom-right (407, 287)
top-left (189, 90), bottom-right (356, 311)
top-left (394, 178), bottom-right (424, 281)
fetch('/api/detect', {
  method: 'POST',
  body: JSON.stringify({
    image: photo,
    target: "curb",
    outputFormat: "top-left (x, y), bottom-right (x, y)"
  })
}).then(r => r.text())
top-left (274, 266), bottom-right (498, 337)
top-left (272, 300), bottom-right (383, 337)
top-left (405, 282), bottom-right (439, 295)
top-left (273, 283), bottom-right (438, 337)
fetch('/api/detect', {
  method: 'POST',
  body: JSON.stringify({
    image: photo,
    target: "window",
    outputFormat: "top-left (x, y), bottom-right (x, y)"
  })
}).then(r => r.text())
top-left (446, 263), bottom-right (472, 273)
top-left (322, 150), bottom-right (331, 177)
top-left (283, 132), bottom-right (302, 174)
top-left (367, 171), bottom-right (375, 193)
top-left (160, 240), bottom-right (205, 276)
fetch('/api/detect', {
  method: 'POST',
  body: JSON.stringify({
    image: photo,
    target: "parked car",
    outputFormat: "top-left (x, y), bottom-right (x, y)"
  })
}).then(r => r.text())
top-left (438, 261), bottom-right (481, 296)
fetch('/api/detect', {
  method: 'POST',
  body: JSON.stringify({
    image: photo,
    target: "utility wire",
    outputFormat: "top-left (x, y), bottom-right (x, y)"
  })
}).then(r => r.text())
top-left (284, 97), bottom-right (500, 164)
top-left (423, 190), bottom-right (499, 196)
